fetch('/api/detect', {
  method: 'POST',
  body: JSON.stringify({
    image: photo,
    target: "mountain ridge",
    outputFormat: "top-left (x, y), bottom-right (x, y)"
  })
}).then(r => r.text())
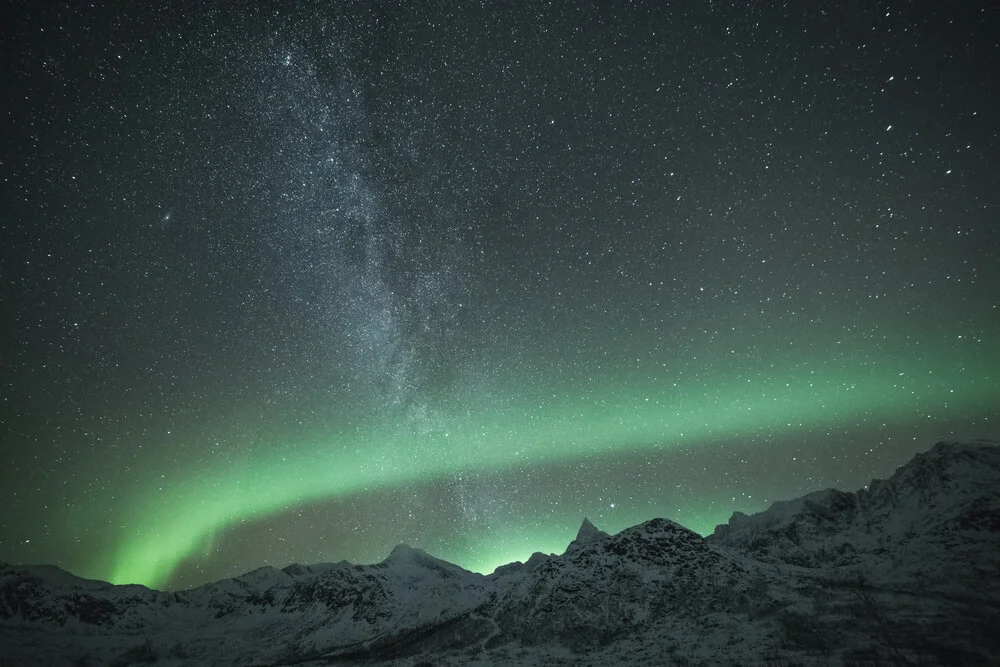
top-left (2, 439), bottom-right (998, 665)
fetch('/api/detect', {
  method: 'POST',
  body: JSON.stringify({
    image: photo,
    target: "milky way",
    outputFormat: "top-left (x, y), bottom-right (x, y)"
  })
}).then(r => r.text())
top-left (2, 2), bottom-right (998, 590)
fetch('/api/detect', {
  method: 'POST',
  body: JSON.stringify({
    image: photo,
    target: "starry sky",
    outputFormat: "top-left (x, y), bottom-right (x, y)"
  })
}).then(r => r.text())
top-left (2, 1), bottom-right (998, 591)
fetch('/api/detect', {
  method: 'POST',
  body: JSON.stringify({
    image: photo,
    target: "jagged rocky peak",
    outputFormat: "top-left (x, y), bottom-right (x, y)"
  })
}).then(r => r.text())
top-left (710, 488), bottom-right (844, 542)
top-left (892, 439), bottom-right (1000, 488)
top-left (713, 440), bottom-right (1000, 540)
top-left (706, 440), bottom-right (1000, 572)
top-left (491, 551), bottom-right (553, 576)
top-left (712, 511), bottom-right (746, 538)
top-left (913, 439), bottom-right (1000, 472)
top-left (576, 517), bottom-right (609, 542)
top-left (564, 517), bottom-right (611, 552)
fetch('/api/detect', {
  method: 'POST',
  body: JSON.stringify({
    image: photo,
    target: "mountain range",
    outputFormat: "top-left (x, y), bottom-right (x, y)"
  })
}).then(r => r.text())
top-left (2, 440), bottom-right (998, 666)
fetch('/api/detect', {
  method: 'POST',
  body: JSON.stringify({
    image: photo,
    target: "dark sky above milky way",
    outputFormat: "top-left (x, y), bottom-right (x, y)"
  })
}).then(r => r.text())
top-left (1, 1), bottom-right (998, 590)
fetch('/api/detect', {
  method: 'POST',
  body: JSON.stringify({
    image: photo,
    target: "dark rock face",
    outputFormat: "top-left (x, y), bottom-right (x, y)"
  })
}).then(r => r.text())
top-left (280, 569), bottom-right (394, 625)
top-left (2, 440), bottom-right (999, 666)
top-left (0, 568), bottom-right (147, 628)
top-left (603, 518), bottom-right (716, 567)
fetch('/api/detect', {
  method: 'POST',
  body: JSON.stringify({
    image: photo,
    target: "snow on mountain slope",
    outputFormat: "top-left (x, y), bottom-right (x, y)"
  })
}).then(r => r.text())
top-left (0, 543), bottom-right (490, 666)
top-left (484, 518), bottom-right (760, 646)
top-left (1, 440), bottom-right (999, 666)
top-left (708, 440), bottom-right (1000, 594)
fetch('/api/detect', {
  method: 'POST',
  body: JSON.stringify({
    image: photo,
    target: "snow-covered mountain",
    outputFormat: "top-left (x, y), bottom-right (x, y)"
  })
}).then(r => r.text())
top-left (2, 440), bottom-right (998, 665)
top-left (708, 440), bottom-right (1000, 596)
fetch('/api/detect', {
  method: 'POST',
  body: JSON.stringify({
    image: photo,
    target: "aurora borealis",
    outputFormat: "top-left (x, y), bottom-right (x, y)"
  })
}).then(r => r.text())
top-left (2, 2), bottom-right (998, 591)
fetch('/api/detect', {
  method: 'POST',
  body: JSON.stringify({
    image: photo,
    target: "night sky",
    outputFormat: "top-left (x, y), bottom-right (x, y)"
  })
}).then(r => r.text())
top-left (2, 1), bottom-right (998, 591)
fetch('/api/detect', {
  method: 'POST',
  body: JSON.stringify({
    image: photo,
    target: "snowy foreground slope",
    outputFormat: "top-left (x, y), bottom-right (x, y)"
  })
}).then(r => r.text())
top-left (2, 440), bottom-right (999, 666)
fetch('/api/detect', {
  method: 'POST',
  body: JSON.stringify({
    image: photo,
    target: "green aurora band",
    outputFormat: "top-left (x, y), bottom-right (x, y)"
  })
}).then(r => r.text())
top-left (107, 354), bottom-right (998, 589)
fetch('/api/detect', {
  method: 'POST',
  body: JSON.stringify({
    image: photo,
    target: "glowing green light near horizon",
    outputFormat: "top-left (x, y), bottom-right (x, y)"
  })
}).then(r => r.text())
top-left (105, 353), bottom-right (999, 589)
top-left (449, 502), bottom-right (727, 576)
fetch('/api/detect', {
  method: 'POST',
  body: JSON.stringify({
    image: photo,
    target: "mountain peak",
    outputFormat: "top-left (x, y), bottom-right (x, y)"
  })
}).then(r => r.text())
top-left (4, 440), bottom-right (998, 665)
top-left (569, 518), bottom-right (610, 549)
top-left (382, 544), bottom-right (478, 578)
top-left (707, 440), bottom-right (1000, 570)
top-left (386, 543), bottom-right (427, 562)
